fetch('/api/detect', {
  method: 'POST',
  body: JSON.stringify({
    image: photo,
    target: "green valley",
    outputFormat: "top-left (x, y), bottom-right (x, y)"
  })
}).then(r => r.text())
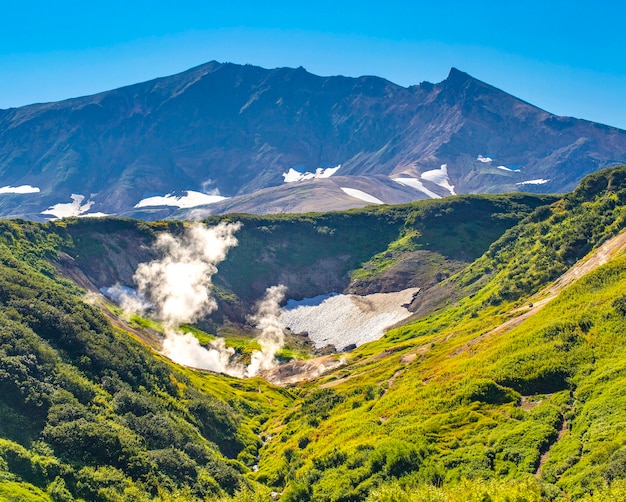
top-left (1, 166), bottom-right (626, 500)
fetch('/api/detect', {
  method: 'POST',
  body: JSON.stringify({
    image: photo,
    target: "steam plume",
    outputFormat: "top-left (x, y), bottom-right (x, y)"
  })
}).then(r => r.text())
top-left (101, 284), bottom-right (151, 318)
top-left (134, 222), bottom-right (240, 327)
top-left (247, 285), bottom-right (288, 377)
top-left (130, 222), bottom-right (245, 375)
top-left (124, 221), bottom-right (288, 378)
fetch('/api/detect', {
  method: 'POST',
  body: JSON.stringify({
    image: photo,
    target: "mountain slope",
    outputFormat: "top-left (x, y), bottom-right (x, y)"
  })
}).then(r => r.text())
top-left (0, 220), bottom-right (291, 500)
top-left (251, 166), bottom-right (626, 500)
top-left (1, 167), bottom-right (626, 500)
top-left (0, 62), bottom-right (624, 219)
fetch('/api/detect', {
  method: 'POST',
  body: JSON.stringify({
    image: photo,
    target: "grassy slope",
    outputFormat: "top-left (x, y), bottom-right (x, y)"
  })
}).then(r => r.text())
top-left (1, 168), bottom-right (625, 500)
top-left (210, 194), bottom-right (554, 301)
top-left (253, 166), bottom-right (626, 501)
top-left (0, 194), bottom-right (544, 501)
top-left (0, 219), bottom-right (292, 501)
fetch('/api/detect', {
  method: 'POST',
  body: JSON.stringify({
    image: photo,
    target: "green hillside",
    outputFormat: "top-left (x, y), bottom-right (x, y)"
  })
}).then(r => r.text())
top-left (0, 220), bottom-right (292, 500)
top-left (0, 167), bottom-right (625, 500)
top-left (253, 166), bottom-right (626, 501)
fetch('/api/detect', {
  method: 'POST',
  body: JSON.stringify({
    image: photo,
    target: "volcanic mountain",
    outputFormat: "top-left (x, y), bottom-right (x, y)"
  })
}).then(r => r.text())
top-left (0, 61), bottom-right (625, 220)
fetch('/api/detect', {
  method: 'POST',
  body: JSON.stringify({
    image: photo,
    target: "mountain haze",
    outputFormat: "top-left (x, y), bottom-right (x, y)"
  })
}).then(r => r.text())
top-left (0, 62), bottom-right (625, 219)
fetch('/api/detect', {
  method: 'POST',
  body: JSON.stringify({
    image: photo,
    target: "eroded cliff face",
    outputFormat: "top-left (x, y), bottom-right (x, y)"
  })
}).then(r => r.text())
top-left (47, 188), bottom-right (553, 344)
top-left (60, 223), bottom-right (160, 292)
top-left (346, 249), bottom-right (466, 295)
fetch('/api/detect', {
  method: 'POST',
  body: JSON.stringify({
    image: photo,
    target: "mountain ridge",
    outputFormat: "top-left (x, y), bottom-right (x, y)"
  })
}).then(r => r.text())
top-left (0, 61), bottom-right (625, 220)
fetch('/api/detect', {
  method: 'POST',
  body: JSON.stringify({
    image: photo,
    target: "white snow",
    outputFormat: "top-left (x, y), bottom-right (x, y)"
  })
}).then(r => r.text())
top-left (392, 177), bottom-right (441, 199)
top-left (77, 212), bottom-right (111, 218)
top-left (42, 194), bottom-right (95, 219)
top-left (282, 164), bottom-right (341, 183)
top-left (340, 187), bottom-right (384, 205)
top-left (134, 190), bottom-right (228, 209)
top-left (282, 169), bottom-right (309, 183)
top-left (41, 194), bottom-right (110, 219)
top-left (421, 164), bottom-right (456, 195)
top-left (516, 179), bottom-right (550, 185)
top-left (496, 165), bottom-right (521, 172)
top-left (477, 155), bottom-right (493, 163)
top-left (0, 185), bottom-right (40, 194)
top-left (279, 288), bottom-right (420, 350)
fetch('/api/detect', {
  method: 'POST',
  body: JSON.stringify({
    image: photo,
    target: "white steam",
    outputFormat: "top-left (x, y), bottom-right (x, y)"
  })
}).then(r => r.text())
top-left (162, 333), bottom-right (243, 377)
top-left (247, 285), bottom-right (288, 377)
top-left (100, 284), bottom-right (152, 317)
top-left (118, 222), bottom-right (287, 378)
top-left (134, 222), bottom-right (240, 327)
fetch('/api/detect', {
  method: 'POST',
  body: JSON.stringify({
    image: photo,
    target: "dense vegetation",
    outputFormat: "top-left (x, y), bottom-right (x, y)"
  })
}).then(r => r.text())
top-left (209, 193), bottom-right (554, 300)
top-left (0, 166), bottom-right (626, 500)
top-left (249, 166), bottom-right (626, 501)
top-left (0, 220), bottom-right (291, 500)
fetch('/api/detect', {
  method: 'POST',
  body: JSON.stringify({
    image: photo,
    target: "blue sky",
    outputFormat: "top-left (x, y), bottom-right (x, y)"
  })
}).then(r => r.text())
top-left (2, 1), bottom-right (625, 129)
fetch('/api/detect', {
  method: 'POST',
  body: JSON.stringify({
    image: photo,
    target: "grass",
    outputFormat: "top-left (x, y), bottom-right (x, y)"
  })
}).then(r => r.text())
top-left (0, 167), bottom-right (625, 500)
top-left (249, 167), bottom-right (626, 500)
top-left (254, 253), bottom-right (626, 498)
top-left (0, 481), bottom-right (50, 502)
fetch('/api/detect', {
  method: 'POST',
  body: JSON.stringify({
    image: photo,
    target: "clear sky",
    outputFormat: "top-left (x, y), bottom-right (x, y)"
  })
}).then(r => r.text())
top-left (2, 1), bottom-right (625, 129)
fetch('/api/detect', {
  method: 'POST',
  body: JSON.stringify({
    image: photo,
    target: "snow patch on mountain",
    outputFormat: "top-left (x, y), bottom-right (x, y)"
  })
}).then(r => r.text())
top-left (340, 187), bottom-right (384, 204)
top-left (517, 179), bottom-right (550, 185)
top-left (0, 185), bottom-right (40, 194)
top-left (392, 177), bottom-right (441, 199)
top-left (279, 288), bottom-right (419, 350)
top-left (477, 156), bottom-right (522, 173)
top-left (282, 165), bottom-right (341, 183)
top-left (42, 194), bottom-right (98, 219)
top-left (421, 164), bottom-right (456, 195)
top-left (134, 190), bottom-right (228, 209)
top-left (78, 213), bottom-right (111, 218)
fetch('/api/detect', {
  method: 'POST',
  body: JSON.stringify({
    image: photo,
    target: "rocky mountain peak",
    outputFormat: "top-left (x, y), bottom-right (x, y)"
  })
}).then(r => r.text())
top-left (0, 62), bottom-right (624, 221)
top-left (445, 66), bottom-right (473, 84)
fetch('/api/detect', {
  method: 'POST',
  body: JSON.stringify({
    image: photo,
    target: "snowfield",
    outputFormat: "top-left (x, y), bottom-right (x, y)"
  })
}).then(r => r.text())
top-left (279, 288), bottom-right (420, 350)
top-left (282, 165), bottom-right (341, 183)
top-left (516, 179), bottom-right (550, 185)
top-left (392, 177), bottom-right (441, 199)
top-left (41, 194), bottom-right (111, 219)
top-left (340, 187), bottom-right (384, 204)
top-left (421, 164), bottom-right (456, 195)
top-left (134, 190), bottom-right (227, 209)
top-left (42, 194), bottom-right (92, 218)
top-left (0, 185), bottom-right (40, 194)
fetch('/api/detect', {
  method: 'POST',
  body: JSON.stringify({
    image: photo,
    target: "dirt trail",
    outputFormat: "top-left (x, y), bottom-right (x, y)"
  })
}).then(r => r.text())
top-left (457, 231), bottom-right (626, 354)
top-left (536, 391), bottom-right (574, 478)
top-left (536, 415), bottom-right (569, 478)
